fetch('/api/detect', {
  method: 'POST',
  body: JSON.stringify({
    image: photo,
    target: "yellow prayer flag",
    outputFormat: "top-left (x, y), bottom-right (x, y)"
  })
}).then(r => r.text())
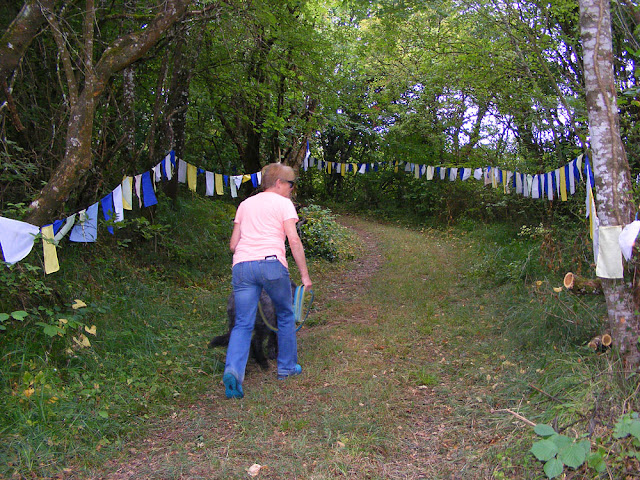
top-left (559, 168), bottom-right (567, 201)
top-left (242, 174), bottom-right (252, 183)
top-left (187, 163), bottom-right (197, 192)
top-left (341, 163), bottom-right (346, 177)
top-left (42, 225), bottom-right (60, 274)
top-left (587, 187), bottom-right (595, 240)
top-left (215, 173), bottom-right (224, 195)
top-left (122, 176), bottom-right (133, 210)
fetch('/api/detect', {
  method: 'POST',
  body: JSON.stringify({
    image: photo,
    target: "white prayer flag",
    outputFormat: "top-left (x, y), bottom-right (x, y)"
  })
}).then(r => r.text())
top-left (0, 217), bottom-right (40, 264)
top-left (112, 185), bottom-right (124, 222)
top-left (164, 153), bottom-right (173, 181)
top-left (134, 174), bottom-right (142, 207)
top-left (205, 171), bottom-right (214, 196)
top-left (596, 226), bottom-right (623, 278)
top-left (178, 159), bottom-right (187, 183)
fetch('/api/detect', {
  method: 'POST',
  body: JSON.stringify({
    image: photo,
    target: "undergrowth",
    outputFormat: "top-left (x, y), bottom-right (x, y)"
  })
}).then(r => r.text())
top-left (462, 222), bottom-right (639, 478)
top-left (1, 188), bottom-right (638, 478)
top-left (0, 194), bottom-right (234, 476)
top-left (0, 193), bottom-right (359, 478)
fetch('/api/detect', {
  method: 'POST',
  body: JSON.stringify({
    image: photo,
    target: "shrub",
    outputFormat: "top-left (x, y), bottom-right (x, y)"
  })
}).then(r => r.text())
top-left (297, 205), bottom-right (358, 261)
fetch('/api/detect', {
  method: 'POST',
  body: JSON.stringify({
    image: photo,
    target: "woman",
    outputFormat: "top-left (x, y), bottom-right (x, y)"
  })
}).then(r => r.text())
top-left (223, 163), bottom-right (312, 399)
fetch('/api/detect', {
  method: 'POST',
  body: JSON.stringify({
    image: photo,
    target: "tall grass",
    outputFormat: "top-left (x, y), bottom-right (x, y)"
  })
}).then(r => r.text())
top-left (0, 194), bottom-right (234, 477)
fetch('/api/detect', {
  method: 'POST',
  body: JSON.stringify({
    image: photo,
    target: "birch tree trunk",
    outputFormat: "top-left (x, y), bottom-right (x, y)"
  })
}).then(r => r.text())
top-left (24, 0), bottom-right (192, 227)
top-left (579, 0), bottom-right (640, 371)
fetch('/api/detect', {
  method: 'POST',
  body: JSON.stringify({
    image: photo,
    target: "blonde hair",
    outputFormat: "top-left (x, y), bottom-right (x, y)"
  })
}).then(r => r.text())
top-left (261, 163), bottom-right (294, 189)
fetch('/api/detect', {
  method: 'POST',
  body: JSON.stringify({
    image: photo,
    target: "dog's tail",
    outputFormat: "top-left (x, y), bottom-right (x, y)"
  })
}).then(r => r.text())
top-left (208, 332), bottom-right (230, 349)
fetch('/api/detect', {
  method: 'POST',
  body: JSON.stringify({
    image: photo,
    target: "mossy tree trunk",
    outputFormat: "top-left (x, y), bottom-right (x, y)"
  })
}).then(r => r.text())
top-left (24, 0), bottom-right (193, 227)
top-left (579, 0), bottom-right (640, 371)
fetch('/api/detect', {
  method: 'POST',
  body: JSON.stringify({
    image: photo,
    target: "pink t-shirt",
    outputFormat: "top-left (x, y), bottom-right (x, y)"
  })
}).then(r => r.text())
top-left (232, 191), bottom-right (299, 268)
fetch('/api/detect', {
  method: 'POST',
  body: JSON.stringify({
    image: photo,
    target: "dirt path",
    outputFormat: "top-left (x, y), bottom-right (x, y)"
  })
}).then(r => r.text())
top-left (90, 216), bottom-right (524, 479)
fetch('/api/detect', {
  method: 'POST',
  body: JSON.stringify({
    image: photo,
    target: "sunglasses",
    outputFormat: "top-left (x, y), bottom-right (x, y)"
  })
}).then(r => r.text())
top-left (283, 179), bottom-right (296, 188)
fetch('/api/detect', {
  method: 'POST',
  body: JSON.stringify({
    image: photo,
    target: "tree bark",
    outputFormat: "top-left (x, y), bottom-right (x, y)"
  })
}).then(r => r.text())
top-left (579, 0), bottom-right (640, 370)
top-left (122, 65), bottom-right (136, 161)
top-left (24, 0), bottom-right (193, 227)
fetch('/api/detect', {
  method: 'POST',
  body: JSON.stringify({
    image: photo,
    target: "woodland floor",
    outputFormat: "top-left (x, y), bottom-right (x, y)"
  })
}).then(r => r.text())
top-left (80, 215), bottom-right (533, 479)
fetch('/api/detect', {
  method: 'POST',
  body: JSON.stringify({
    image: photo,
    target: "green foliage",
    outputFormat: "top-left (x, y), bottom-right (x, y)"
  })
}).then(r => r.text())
top-left (614, 411), bottom-right (640, 443)
top-left (99, 193), bottom-right (235, 281)
top-left (297, 204), bottom-right (359, 261)
top-left (0, 194), bottom-right (235, 477)
top-left (0, 310), bottom-right (28, 330)
top-left (0, 262), bottom-right (54, 312)
top-left (531, 424), bottom-right (591, 478)
top-left (531, 413), bottom-right (640, 478)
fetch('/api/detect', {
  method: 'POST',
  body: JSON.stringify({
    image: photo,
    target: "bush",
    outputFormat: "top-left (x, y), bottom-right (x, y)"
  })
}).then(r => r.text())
top-left (297, 205), bottom-right (358, 261)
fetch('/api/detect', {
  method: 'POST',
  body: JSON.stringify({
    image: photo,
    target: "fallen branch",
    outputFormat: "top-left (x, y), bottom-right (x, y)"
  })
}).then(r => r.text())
top-left (563, 272), bottom-right (602, 294)
top-left (528, 383), bottom-right (563, 403)
top-left (493, 408), bottom-right (537, 427)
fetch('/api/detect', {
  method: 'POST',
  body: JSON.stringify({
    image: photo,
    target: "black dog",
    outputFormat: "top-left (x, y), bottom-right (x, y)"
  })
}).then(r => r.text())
top-left (208, 281), bottom-right (297, 370)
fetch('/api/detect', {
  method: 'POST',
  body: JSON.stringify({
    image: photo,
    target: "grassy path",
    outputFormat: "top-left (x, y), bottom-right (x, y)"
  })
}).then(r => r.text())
top-left (94, 216), bottom-right (534, 479)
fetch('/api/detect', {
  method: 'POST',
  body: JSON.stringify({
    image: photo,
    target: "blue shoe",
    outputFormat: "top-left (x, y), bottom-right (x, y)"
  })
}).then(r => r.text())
top-left (277, 364), bottom-right (302, 380)
top-left (223, 373), bottom-right (244, 399)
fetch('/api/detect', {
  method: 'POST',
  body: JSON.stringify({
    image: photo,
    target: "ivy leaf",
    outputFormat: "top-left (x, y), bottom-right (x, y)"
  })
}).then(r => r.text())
top-left (534, 424), bottom-right (557, 438)
top-left (531, 439), bottom-right (558, 461)
top-left (543, 458), bottom-right (564, 479)
top-left (0, 313), bottom-right (9, 322)
top-left (558, 442), bottom-right (587, 469)
top-left (11, 310), bottom-right (28, 321)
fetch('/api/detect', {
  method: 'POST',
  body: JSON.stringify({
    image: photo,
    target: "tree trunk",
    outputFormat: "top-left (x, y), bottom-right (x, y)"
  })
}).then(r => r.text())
top-left (24, 0), bottom-right (192, 227)
top-left (579, 0), bottom-right (640, 370)
top-left (122, 65), bottom-right (136, 162)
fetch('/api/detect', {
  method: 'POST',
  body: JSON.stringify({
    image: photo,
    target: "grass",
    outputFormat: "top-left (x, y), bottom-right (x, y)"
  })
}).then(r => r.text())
top-left (1, 198), bottom-right (638, 478)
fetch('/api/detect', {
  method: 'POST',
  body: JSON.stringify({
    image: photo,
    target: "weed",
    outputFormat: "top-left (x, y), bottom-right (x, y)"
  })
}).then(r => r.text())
top-left (409, 366), bottom-right (439, 386)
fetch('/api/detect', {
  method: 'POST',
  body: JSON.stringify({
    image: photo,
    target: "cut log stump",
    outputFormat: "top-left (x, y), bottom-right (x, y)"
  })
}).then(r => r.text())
top-left (588, 334), bottom-right (612, 352)
top-left (563, 272), bottom-right (602, 294)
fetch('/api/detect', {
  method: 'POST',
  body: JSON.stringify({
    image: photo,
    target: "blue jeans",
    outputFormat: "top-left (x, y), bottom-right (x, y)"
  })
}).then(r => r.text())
top-left (224, 258), bottom-right (298, 384)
